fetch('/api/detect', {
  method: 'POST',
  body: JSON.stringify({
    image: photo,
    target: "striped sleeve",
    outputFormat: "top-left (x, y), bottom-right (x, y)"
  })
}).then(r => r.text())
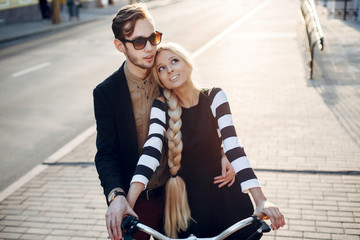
top-left (131, 99), bottom-right (167, 188)
top-left (209, 88), bottom-right (260, 193)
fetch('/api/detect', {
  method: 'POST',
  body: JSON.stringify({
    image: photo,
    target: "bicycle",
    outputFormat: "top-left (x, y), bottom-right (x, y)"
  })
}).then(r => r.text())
top-left (121, 215), bottom-right (271, 240)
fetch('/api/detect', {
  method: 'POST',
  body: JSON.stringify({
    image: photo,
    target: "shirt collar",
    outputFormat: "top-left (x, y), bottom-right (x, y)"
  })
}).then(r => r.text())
top-left (124, 61), bottom-right (152, 87)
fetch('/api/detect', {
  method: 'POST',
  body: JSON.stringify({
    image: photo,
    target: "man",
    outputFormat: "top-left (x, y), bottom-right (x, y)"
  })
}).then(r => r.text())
top-left (93, 4), bottom-right (167, 240)
top-left (93, 3), bottom-right (235, 240)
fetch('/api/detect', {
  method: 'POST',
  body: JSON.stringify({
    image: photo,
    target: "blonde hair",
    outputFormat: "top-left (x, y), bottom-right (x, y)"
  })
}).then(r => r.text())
top-left (151, 42), bottom-right (193, 88)
top-left (152, 43), bottom-right (193, 238)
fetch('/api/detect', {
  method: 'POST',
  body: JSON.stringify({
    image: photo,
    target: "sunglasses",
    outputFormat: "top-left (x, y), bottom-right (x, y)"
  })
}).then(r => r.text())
top-left (120, 31), bottom-right (162, 50)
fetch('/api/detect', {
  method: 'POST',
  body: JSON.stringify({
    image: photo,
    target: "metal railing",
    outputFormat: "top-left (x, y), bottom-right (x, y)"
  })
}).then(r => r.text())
top-left (301, 0), bottom-right (325, 80)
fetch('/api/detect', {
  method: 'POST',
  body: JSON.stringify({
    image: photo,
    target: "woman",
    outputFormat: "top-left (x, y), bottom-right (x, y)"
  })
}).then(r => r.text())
top-left (127, 42), bottom-right (285, 239)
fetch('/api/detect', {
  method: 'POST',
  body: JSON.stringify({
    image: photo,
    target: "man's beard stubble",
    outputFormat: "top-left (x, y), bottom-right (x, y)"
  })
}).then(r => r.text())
top-left (125, 46), bottom-right (155, 70)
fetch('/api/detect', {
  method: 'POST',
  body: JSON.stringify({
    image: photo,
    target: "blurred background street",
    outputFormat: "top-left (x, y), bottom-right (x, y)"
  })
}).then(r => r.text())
top-left (0, 0), bottom-right (360, 239)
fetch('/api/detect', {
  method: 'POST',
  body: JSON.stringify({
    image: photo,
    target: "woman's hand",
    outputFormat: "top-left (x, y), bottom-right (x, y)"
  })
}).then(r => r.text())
top-left (214, 151), bottom-right (236, 188)
top-left (250, 187), bottom-right (285, 230)
top-left (254, 200), bottom-right (285, 230)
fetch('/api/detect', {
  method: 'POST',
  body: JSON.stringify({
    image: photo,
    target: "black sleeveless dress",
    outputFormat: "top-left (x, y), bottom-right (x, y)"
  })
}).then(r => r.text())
top-left (177, 90), bottom-right (257, 239)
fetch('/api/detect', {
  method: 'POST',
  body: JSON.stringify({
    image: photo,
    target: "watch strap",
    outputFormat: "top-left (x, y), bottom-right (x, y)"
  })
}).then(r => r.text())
top-left (108, 188), bottom-right (126, 205)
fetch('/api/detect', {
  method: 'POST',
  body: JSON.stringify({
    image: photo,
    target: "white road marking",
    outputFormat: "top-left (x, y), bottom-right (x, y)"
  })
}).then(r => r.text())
top-left (0, 165), bottom-right (48, 202)
top-left (12, 62), bottom-right (51, 78)
top-left (191, 0), bottom-right (272, 59)
top-left (0, 125), bottom-right (96, 202)
top-left (44, 125), bottom-right (96, 164)
top-left (233, 32), bottom-right (297, 39)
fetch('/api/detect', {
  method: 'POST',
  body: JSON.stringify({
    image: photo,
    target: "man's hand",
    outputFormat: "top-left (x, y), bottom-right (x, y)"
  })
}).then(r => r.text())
top-left (214, 153), bottom-right (236, 188)
top-left (106, 196), bottom-right (138, 240)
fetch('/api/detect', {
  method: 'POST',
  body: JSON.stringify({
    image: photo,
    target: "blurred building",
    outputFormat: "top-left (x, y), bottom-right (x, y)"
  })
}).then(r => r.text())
top-left (318, 0), bottom-right (360, 21)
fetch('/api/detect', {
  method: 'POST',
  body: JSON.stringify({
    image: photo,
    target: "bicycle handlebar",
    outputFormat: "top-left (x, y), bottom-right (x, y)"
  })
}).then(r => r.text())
top-left (121, 215), bottom-right (271, 240)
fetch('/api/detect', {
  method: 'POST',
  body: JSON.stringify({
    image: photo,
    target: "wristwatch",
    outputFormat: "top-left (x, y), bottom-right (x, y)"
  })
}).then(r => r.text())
top-left (108, 189), bottom-right (126, 205)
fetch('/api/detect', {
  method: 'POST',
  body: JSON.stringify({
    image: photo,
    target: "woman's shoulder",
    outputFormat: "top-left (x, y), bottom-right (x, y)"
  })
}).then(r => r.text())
top-left (200, 87), bottom-right (226, 100)
top-left (209, 87), bottom-right (224, 95)
top-left (152, 96), bottom-right (167, 111)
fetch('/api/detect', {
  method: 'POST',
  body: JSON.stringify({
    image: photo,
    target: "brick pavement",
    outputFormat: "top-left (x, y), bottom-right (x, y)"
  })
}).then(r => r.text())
top-left (0, 134), bottom-right (108, 240)
top-left (195, 0), bottom-right (360, 239)
top-left (312, 6), bottom-right (360, 149)
top-left (1, 0), bottom-right (360, 239)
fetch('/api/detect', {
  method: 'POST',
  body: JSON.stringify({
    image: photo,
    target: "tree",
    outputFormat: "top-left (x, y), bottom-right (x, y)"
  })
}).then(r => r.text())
top-left (52, 0), bottom-right (62, 24)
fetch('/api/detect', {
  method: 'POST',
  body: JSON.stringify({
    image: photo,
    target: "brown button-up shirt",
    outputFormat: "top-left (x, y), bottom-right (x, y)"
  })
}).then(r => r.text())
top-left (124, 62), bottom-right (160, 154)
top-left (124, 62), bottom-right (168, 190)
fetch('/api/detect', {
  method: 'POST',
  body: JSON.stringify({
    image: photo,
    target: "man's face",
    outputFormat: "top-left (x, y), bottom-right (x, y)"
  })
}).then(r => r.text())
top-left (123, 17), bottom-right (157, 70)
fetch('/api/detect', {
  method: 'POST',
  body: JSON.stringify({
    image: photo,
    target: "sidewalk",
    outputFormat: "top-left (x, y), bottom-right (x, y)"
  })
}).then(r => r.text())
top-left (0, 0), bottom-right (175, 45)
top-left (1, 0), bottom-right (360, 239)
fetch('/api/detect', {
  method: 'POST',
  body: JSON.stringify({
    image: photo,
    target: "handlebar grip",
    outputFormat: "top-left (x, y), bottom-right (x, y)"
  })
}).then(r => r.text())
top-left (259, 219), bottom-right (271, 233)
top-left (121, 215), bottom-right (140, 240)
top-left (255, 212), bottom-right (269, 220)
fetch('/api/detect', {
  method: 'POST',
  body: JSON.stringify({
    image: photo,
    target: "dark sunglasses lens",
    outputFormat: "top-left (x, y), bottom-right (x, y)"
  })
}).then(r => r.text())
top-left (150, 33), bottom-right (162, 45)
top-left (133, 38), bottom-right (147, 50)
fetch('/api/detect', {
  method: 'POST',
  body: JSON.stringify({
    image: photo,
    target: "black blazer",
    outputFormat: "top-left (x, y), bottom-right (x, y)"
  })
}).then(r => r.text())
top-left (93, 62), bottom-right (139, 200)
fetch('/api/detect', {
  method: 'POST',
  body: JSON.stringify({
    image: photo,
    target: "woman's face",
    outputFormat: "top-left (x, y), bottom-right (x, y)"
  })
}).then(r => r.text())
top-left (155, 49), bottom-right (191, 90)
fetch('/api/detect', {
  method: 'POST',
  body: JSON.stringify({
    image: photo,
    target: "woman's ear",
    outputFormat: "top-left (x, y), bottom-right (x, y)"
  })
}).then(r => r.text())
top-left (114, 39), bottom-right (125, 53)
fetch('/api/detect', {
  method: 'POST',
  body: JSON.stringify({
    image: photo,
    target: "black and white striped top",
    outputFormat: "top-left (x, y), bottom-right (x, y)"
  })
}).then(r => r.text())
top-left (131, 88), bottom-right (260, 193)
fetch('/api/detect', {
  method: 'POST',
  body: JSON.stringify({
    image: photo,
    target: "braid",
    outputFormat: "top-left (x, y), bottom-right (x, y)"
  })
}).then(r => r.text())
top-left (164, 89), bottom-right (183, 176)
top-left (163, 89), bottom-right (191, 238)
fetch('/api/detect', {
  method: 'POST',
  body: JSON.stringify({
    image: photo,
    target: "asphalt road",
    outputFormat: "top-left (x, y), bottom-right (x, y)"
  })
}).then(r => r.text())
top-left (0, 0), bottom-right (264, 192)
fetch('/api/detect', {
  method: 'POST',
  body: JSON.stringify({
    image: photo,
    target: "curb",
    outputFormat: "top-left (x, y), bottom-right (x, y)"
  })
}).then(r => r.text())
top-left (0, 125), bottom-right (96, 203)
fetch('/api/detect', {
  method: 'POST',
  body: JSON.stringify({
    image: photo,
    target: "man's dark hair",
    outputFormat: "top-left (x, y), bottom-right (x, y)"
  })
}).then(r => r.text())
top-left (112, 3), bottom-right (151, 40)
